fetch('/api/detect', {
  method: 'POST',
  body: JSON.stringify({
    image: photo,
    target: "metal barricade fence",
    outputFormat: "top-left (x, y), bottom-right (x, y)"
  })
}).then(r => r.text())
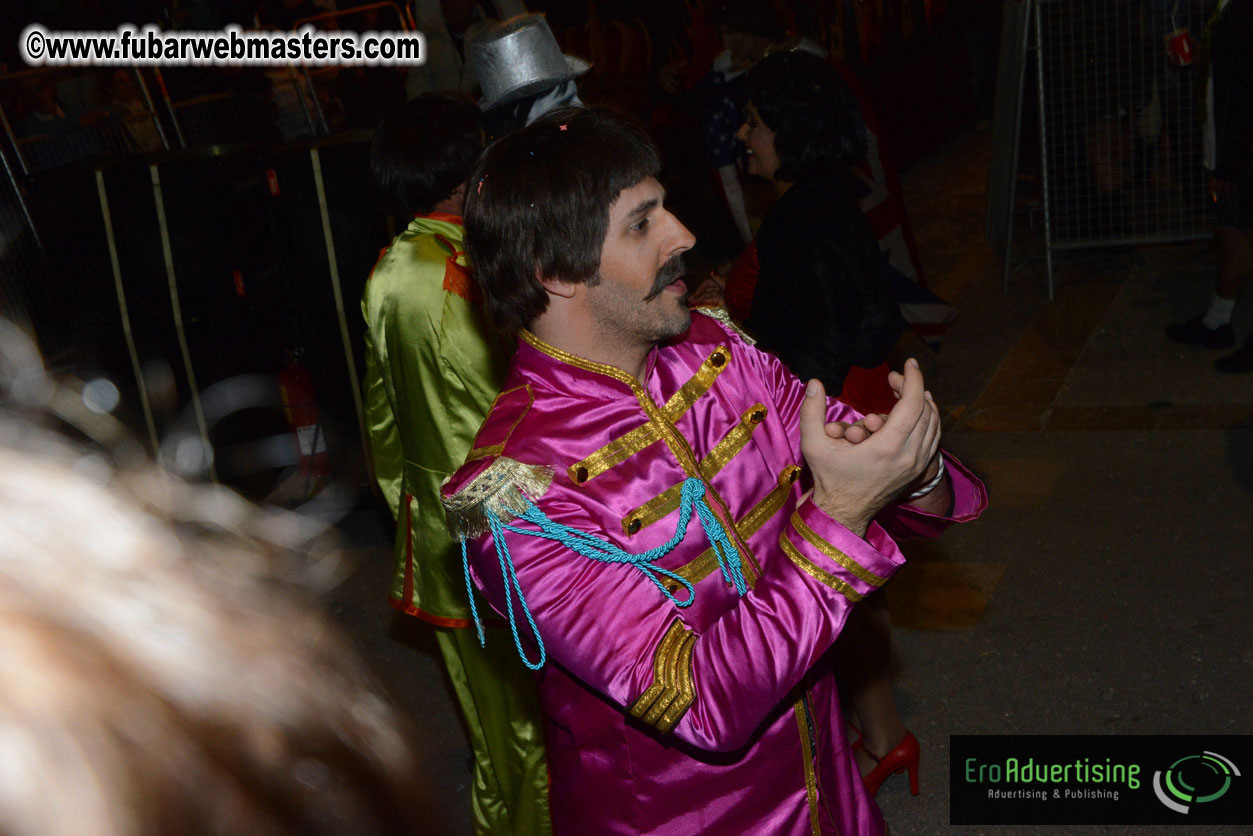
top-left (1, 2), bottom-right (415, 450)
top-left (294, 2), bottom-right (412, 134)
top-left (269, 67), bottom-right (320, 140)
top-left (0, 151), bottom-right (71, 362)
top-left (993, 0), bottom-right (1209, 296)
top-left (151, 29), bottom-right (318, 150)
top-left (0, 66), bottom-right (170, 362)
top-left (160, 77), bottom-right (283, 149)
top-left (1039, 0), bottom-right (1207, 247)
top-left (0, 67), bottom-right (170, 177)
top-left (3, 4), bottom-right (418, 167)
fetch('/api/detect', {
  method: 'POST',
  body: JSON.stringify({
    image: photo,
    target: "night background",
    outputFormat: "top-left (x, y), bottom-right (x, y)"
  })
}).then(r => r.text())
top-left (0, 2), bottom-right (1249, 834)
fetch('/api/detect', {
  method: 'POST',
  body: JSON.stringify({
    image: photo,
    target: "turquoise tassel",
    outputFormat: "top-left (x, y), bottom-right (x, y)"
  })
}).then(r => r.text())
top-left (461, 478), bottom-right (747, 669)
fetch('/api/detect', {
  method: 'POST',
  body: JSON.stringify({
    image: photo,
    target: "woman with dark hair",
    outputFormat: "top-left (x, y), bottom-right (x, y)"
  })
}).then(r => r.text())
top-left (737, 49), bottom-right (904, 414)
top-left (731, 49), bottom-right (917, 798)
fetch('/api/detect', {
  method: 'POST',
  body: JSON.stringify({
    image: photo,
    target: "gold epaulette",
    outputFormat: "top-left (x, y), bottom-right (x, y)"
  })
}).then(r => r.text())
top-left (693, 306), bottom-right (757, 346)
top-left (441, 456), bottom-right (555, 540)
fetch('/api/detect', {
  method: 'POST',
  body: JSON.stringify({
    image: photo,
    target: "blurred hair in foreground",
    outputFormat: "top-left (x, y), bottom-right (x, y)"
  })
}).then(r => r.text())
top-left (0, 319), bottom-right (439, 836)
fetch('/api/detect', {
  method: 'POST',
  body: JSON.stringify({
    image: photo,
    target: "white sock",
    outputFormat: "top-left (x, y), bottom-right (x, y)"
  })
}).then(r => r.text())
top-left (1202, 295), bottom-right (1236, 330)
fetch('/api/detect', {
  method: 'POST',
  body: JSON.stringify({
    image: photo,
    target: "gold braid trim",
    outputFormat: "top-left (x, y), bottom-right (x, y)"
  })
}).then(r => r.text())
top-left (699, 403), bottom-right (765, 477)
top-left (570, 345), bottom-right (731, 487)
top-left (779, 534), bottom-right (864, 603)
top-left (466, 444), bottom-right (503, 462)
top-left (739, 464), bottom-right (802, 535)
top-left (518, 329), bottom-right (640, 388)
top-left (663, 464), bottom-right (800, 592)
top-left (568, 423), bottom-right (661, 484)
top-left (441, 457), bottom-right (555, 540)
top-left (658, 631), bottom-right (698, 731)
top-left (466, 385), bottom-right (534, 463)
top-left (789, 511), bottom-right (888, 587)
top-left (628, 618), bottom-right (698, 734)
top-left (621, 481), bottom-right (684, 536)
top-left (621, 403), bottom-right (767, 536)
top-left (793, 698), bottom-right (822, 836)
top-left (694, 306), bottom-right (757, 346)
top-left (661, 346), bottom-right (731, 422)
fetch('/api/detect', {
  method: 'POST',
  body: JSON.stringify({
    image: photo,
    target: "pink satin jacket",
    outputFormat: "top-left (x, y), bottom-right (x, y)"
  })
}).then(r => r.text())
top-left (441, 311), bottom-right (987, 835)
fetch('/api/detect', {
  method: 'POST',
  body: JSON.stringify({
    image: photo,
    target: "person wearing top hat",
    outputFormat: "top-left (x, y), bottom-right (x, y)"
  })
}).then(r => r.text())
top-left (471, 13), bottom-right (590, 140)
top-left (405, 0), bottom-right (530, 101)
top-left (362, 92), bottom-right (552, 836)
top-left (372, 19), bottom-right (587, 835)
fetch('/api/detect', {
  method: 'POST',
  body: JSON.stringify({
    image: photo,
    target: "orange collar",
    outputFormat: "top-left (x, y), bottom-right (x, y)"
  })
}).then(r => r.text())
top-left (415, 211), bottom-right (463, 225)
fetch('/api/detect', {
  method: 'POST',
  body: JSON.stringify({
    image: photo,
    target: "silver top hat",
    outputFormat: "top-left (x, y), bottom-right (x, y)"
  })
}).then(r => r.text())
top-left (472, 14), bottom-right (590, 111)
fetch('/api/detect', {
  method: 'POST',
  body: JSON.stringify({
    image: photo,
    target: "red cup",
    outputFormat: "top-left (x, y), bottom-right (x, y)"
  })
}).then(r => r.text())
top-left (1165, 29), bottom-right (1194, 67)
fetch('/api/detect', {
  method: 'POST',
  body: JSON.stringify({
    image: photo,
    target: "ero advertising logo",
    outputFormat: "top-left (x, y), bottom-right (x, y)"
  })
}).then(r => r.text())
top-left (951, 735), bottom-right (1252, 826)
top-left (1153, 751), bottom-right (1241, 814)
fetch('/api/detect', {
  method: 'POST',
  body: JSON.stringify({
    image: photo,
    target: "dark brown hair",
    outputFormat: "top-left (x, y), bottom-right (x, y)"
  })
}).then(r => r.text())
top-left (463, 106), bottom-right (661, 332)
top-left (370, 92), bottom-right (483, 216)
top-left (745, 50), bottom-right (868, 182)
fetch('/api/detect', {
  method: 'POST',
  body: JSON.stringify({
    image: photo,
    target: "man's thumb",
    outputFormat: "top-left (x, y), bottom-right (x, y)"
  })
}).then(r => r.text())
top-left (798, 379), bottom-right (827, 446)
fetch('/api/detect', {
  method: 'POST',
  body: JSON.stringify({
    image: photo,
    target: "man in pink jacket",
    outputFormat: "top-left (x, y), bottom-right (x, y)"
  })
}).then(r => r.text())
top-left (441, 107), bottom-right (987, 835)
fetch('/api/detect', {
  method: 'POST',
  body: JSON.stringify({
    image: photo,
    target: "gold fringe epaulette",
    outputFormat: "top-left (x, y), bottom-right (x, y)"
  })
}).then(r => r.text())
top-left (441, 457), bottom-right (555, 540)
top-left (694, 306), bottom-right (757, 346)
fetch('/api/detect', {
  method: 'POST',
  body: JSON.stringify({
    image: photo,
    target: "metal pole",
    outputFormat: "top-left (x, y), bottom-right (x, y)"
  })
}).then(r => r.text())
top-left (1003, 0), bottom-right (1034, 293)
top-left (96, 169), bottom-right (163, 463)
top-left (291, 67), bottom-right (319, 137)
top-left (150, 68), bottom-right (186, 149)
top-left (301, 67), bottom-right (331, 135)
top-left (0, 105), bottom-right (32, 179)
top-left (133, 68), bottom-right (172, 151)
top-left (0, 129), bottom-right (42, 253)
top-left (309, 146), bottom-right (371, 472)
top-left (150, 163), bottom-right (216, 482)
top-left (1033, 0), bottom-right (1055, 299)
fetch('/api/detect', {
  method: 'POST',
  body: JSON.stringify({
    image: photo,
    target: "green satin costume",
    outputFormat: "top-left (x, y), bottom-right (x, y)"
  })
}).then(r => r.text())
top-left (361, 212), bottom-right (551, 836)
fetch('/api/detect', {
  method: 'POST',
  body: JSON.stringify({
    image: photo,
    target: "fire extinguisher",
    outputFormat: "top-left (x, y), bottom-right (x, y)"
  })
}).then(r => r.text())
top-left (277, 348), bottom-right (331, 483)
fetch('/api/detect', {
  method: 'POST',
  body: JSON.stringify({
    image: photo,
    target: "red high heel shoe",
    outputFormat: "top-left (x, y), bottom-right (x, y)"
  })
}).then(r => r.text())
top-left (861, 731), bottom-right (920, 797)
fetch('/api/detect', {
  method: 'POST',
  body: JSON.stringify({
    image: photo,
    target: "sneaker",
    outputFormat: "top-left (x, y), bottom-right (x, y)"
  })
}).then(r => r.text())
top-left (1215, 337), bottom-right (1253, 373)
top-left (1165, 316), bottom-right (1236, 350)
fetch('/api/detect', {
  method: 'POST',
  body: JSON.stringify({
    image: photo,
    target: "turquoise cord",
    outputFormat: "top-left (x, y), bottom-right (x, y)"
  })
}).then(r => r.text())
top-left (460, 477), bottom-right (746, 669)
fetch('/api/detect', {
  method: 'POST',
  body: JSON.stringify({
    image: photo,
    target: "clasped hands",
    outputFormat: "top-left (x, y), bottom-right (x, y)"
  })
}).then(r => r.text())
top-left (798, 359), bottom-right (943, 536)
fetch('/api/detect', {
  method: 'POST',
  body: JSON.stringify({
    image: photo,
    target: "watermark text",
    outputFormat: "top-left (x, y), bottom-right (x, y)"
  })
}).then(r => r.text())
top-left (21, 24), bottom-right (425, 67)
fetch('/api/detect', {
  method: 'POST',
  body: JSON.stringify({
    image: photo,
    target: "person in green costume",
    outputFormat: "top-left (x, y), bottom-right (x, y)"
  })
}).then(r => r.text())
top-left (361, 92), bottom-right (551, 836)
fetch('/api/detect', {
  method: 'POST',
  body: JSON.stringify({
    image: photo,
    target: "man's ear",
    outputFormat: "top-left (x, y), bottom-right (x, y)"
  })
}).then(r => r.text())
top-left (537, 269), bottom-right (578, 299)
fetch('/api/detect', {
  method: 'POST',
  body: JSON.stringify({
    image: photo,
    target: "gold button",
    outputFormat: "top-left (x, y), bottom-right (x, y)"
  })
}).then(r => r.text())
top-left (751, 408), bottom-right (766, 423)
top-left (574, 466), bottom-right (588, 483)
top-left (628, 518), bottom-right (641, 535)
top-left (710, 351), bottom-right (725, 368)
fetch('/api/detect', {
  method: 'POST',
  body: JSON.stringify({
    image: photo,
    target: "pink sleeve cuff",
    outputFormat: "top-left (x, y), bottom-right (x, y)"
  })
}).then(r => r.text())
top-left (877, 451), bottom-right (988, 539)
top-left (779, 499), bottom-right (907, 602)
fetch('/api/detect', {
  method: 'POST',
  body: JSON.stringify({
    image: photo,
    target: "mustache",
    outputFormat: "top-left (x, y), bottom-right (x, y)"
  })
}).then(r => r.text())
top-left (642, 254), bottom-right (688, 301)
